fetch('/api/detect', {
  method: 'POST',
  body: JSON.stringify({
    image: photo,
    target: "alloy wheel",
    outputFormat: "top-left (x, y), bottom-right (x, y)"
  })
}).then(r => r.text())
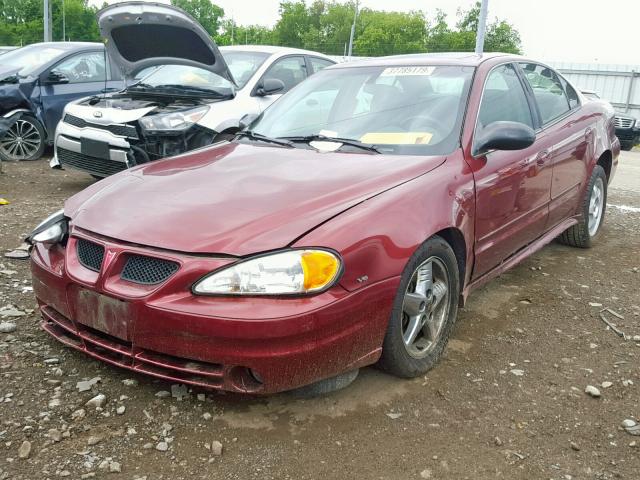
top-left (0, 119), bottom-right (42, 160)
top-left (401, 256), bottom-right (450, 358)
top-left (588, 177), bottom-right (604, 236)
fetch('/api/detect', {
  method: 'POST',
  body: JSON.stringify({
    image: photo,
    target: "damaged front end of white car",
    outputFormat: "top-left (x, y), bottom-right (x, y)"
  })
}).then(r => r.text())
top-left (52, 1), bottom-right (237, 178)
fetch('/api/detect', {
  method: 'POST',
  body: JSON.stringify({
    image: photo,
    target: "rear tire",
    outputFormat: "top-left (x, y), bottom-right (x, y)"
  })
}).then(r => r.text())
top-left (620, 142), bottom-right (634, 151)
top-left (378, 236), bottom-right (460, 378)
top-left (558, 165), bottom-right (607, 248)
top-left (0, 115), bottom-right (45, 161)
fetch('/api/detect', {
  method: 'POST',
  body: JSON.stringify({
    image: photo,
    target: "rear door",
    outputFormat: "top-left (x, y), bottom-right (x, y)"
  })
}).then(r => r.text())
top-left (39, 50), bottom-right (121, 135)
top-left (471, 63), bottom-right (553, 278)
top-left (518, 62), bottom-right (590, 228)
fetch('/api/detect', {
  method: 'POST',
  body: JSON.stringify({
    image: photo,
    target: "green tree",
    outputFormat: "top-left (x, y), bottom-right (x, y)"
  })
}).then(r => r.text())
top-left (170, 0), bottom-right (224, 37)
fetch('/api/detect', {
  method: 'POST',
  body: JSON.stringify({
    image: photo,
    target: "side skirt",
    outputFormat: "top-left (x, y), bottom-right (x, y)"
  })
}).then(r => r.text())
top-left (460, 216), bottom-right (579, 306)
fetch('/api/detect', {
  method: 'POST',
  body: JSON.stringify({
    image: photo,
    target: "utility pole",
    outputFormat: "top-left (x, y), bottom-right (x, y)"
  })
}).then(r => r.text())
top-left (474, 0), bottom-right (489, 54)
top-left (43, 0), bottom-right (52, 42)
top-left (347, 0), bottom-right (358, 58)
top-left (62, 0), bottom-right (66, 41)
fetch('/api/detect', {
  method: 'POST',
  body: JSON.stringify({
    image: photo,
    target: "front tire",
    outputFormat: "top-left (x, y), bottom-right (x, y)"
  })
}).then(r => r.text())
top-left (0, 115), bottom-right (45, 161)
top-left (558, 165), bottom-right (607, 248)
top-left (378, 236), bottom-right (460, 378)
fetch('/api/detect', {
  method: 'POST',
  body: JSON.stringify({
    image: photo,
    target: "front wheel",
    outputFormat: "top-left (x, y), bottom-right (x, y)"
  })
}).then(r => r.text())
top-left (558, 165), bottom-right (607, 248)
top-left (0, 115), bottom-right (45, 161)
top-left (378, 236), bottom-right (460, 378)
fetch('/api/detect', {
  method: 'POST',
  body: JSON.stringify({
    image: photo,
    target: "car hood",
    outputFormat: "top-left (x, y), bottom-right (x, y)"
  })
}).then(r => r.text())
top-left (66, 143), bottom-right (446, 256)
top-left (0, 66), bottom-right (20, 83)
top-left (97, 1), bottom-right (235, 84)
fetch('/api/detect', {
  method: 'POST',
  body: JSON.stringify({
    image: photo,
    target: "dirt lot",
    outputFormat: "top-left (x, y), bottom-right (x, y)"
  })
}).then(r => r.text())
top-left (1, 152), bottom-right (639, 480)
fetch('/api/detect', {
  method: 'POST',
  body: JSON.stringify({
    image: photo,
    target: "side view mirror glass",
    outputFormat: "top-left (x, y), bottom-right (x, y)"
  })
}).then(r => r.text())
top-left (47, 70), bottom-right (69, 84)
top-left (256, 78), bottom-right (285, 97)
top-left (475, 121), bottom-right (536, 155)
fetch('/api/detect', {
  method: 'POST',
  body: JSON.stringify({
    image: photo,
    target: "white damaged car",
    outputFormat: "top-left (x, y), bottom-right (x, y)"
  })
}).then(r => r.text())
top-left (51, 1), bottom-right (334, 178)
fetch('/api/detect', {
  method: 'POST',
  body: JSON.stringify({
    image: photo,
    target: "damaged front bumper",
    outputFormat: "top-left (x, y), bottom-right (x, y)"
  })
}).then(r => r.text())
top-left (54, 115), bottom-right (134, 177)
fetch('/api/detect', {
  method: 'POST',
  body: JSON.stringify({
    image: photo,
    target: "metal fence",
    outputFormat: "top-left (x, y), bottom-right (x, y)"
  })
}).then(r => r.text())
top-left (548, 61), bottom-right (640, 120)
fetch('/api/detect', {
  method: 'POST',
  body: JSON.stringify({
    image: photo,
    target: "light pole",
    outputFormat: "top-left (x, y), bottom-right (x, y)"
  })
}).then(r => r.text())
top-left (347, 0), bottom-right (358, 58)
top-left (474, 0), bottom-right (489, 54)
top-left (44, 0), bottom-right (52, 42)
top-left (62, 0), bottom-right (66, 41)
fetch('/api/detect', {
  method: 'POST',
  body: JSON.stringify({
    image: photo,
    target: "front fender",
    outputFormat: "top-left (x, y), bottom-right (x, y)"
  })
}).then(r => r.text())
top-left (293, 151), bottom-right (476, 293)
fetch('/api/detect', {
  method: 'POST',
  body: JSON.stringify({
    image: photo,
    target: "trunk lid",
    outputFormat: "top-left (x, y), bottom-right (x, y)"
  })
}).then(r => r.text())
top-left (97, 1), bottom-right (235, 84)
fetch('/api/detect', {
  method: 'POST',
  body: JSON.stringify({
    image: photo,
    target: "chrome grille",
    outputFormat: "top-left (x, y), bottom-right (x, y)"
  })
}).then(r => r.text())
top-left (64, 114), bottom-right (139, 139)
top-left (614, 116), bottom-right (635, 129)
top-left (76, 239), bottom-right (105, 272)
top-left (121, 254), bottom-right (179, 285)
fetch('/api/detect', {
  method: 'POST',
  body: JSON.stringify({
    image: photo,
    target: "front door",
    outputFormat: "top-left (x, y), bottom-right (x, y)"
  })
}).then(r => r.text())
top-left (39, 51), bottom-right (121, 136)
top-left (471, 63), bottom-right (553, 278)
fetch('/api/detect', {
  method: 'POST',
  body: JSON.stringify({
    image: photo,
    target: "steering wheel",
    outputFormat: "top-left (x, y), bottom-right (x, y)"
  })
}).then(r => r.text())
top-left (400, 115), bottom-right (447, 143)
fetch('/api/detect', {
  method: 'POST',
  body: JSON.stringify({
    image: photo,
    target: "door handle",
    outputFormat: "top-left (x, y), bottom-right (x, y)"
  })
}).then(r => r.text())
top-left (584, 127), bottom-right (594, 138)
top-left (535, 150), bottom-right (551, 166)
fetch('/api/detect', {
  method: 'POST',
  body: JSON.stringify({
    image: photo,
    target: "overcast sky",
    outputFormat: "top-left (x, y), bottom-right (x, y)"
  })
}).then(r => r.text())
top-left (93, 0), bottom-right (639, 64)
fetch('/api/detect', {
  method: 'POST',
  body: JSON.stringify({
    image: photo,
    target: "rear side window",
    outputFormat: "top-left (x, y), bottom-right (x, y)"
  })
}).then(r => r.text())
top-left (476, 63), bottom-right (534, 137)
top-left (560, 77), bottom-right (580, 109)
top-left (520, 63), bottom-right (571, 124)
top-left (308, 57), bottom-right (334, 74)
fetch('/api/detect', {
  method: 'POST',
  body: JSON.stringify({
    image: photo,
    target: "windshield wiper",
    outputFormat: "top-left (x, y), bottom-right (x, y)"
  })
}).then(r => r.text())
top-left (279, 135), bottom-right (381, 153)
top-left (236, 130), bottom-right (294, 148)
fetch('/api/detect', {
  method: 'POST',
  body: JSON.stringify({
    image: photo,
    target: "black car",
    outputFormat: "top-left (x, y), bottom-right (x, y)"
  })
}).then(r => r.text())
top-left (614, 114), bottom-right (640, 151)
top-left (0, 42), bottom-right (124, 161)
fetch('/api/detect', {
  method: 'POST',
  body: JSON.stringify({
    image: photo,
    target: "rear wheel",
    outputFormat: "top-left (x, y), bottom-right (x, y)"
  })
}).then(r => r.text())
top-left (0, 115), bottom-right (45, 161)
top-left (620, 141), bottom-right (634, 151)
top-left (558, 165), bottom-right (607, 248)
top-left (378, 236), bottom-right (460, 378)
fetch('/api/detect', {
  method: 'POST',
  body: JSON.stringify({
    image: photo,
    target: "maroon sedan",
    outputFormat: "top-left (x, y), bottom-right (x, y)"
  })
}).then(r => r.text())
top-left (29, 53), bottom-right (619, 394)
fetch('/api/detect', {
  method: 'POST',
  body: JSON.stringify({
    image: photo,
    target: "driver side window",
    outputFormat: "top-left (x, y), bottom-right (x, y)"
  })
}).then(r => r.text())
top-left (261, 56), bottom-right (307, 94)
top-left (53, 52), bottom-right (107, 84)
top-left (475, 63), bottom-right (533, 146)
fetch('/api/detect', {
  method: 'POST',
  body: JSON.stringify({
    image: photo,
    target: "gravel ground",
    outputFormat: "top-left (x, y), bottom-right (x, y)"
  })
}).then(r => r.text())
top-left (0, 151), bottom-right (639, 480)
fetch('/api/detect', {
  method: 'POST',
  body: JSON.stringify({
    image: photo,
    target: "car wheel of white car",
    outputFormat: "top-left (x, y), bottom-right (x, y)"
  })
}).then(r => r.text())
top-left (0, 115), bottom-right (45, 161)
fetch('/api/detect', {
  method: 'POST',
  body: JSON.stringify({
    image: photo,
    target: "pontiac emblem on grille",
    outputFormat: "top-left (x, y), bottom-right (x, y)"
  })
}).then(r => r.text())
top-left (93, 111), bottom-right (103, 118)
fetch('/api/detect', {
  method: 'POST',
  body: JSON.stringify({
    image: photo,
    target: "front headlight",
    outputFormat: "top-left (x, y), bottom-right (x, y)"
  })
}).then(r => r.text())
top-left (139, 106), bottom-right (209, 132)
top-left (193, 249), bottom-right (342, 296)
top-left (27, 209), bottom-right (68, 245)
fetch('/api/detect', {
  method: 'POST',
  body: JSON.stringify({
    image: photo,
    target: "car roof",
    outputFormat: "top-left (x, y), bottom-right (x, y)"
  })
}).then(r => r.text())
top-left (220, 44), bottom-right (333, 59)
top-left (21, 42), bottom-right (104, 51)
top-left (330, 52), bottom-right (523, 69)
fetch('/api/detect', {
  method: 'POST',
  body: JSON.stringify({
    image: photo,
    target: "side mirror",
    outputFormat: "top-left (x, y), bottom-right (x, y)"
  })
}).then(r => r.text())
top-left (238, 113), bottom-right (259, 130)
top-left (256, 78), bottom-right (285, 96)
top-left (46, 70), bottom-right (69, 84)
top-left (475, 121), bottom-right (536, 155)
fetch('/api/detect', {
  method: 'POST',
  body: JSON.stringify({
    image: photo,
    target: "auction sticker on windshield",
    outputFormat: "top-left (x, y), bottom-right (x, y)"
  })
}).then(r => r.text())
top-left (360, 132), bottom-right (433, 145)
top-left (380, 66), bottom-right (436, 76)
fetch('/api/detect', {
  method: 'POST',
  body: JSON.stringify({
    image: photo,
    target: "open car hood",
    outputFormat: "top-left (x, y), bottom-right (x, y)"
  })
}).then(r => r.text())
top-left (97, 1), bottom-right (235, 84)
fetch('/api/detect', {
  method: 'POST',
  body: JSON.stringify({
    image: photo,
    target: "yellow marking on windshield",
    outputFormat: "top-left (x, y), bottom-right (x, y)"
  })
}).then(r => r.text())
top-left (360, 132), bottom-right (433, 145)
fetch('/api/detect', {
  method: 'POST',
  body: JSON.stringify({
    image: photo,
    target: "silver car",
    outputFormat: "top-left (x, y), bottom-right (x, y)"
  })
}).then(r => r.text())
top-left (51, 1), bottom-right (334, 178)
